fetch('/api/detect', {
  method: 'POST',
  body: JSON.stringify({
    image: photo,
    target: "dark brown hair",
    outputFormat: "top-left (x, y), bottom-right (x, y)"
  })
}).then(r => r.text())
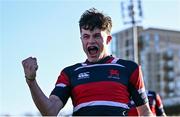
top-left (79, 8), bottom-right (112, 34)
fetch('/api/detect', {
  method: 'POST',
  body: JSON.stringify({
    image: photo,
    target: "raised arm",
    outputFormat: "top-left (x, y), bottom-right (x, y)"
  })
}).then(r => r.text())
top-left (22, 57), bottom-right (63, 116)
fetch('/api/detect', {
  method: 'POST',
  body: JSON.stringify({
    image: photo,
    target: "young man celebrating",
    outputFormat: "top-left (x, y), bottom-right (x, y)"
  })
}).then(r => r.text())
top-left (22, 8), bottom-right (153, 116)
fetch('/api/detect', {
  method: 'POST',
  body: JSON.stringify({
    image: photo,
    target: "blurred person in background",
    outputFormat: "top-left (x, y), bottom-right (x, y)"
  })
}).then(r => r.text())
top-left (128, 90), bottom-right (166, 116)
top-left (22, 8), bottom-right (153, 116)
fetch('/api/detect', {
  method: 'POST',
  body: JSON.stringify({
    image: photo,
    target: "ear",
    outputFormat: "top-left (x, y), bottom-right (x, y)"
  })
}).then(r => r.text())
top-left (106, 35), bottom-right (112, 44)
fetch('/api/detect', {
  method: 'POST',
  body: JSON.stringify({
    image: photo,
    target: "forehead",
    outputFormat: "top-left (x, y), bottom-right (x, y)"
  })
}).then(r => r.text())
top-left (81, 28), bottom-right (102, 35)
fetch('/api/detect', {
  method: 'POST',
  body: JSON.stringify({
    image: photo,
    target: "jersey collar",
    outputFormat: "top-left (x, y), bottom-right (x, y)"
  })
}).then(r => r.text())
top-left (85, 55), bottom-right (113, 65)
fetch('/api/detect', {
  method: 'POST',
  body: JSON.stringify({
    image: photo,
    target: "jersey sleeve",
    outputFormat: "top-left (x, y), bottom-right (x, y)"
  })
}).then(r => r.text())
top-left (128, 65), bottom-right (148, 107)
top-left (50, 69), bottom-right (71, 106)
top-left (155, 93), bottom-right (165, 116)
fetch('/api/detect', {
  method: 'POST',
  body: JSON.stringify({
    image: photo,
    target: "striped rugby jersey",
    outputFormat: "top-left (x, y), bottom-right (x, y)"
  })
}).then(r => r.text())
top-left (50, 55), bottom-right (148, 116)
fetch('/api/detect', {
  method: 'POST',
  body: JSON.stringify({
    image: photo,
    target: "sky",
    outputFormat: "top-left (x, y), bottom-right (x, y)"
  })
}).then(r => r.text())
top-left (1, 0), bottom-right (180, 116)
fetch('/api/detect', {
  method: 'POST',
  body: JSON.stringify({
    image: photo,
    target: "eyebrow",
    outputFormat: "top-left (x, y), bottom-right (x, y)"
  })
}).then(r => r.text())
top-left (93, 33), bottom-right (101, 35)
top-left (82, 32), bottom-right (101, 36)
top-left (82, 34), bottom-right (90, 36)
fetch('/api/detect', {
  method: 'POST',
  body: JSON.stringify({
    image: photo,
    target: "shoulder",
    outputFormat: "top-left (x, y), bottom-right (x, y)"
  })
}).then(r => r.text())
top-left (117, 58), bottom-right (138, 67)
top-left (57, 63), bottom-right (83, 80)
top-left (114, 57), bottom-right (139, 72)
top-left (62, 63), bottom-right (82, 73)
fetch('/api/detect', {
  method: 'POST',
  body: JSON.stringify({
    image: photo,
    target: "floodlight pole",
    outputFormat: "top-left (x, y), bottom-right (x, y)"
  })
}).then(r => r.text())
top-left (121, 0), bottom-right (143, 64)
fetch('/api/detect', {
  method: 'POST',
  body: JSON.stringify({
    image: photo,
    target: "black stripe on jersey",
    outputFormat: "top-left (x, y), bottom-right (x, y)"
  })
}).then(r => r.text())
top-left (116, 58), bottom-right (138, 77)
top-left (72, 105), bottom-right (128, 116)
top-left (70, 64), bottom-right (130, 88)
top-left (128, 83), bottom-right (148, 106)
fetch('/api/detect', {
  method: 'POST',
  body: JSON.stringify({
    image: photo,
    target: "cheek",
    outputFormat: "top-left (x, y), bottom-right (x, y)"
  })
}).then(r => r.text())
top-left (97, 40), bottom-right (104, 50)
top-left (99, 44), bottom-right (104, 51)
top-left (81, 40), bottom-right (88, 51)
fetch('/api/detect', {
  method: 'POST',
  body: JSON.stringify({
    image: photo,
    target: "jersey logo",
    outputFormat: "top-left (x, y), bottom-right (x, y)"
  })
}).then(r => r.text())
top-left (78, 72), bottom-right (90, 80)
top-left (108, 69), bottom-right (120, 79)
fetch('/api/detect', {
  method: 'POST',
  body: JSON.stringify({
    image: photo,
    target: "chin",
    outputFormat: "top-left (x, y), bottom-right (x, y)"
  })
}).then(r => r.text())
top-left (88, 55), bottom-right (101, 62)
top-left (86, 55), bottom-right (95, 61)
top-left (89, 58), bottom-right (98, 62)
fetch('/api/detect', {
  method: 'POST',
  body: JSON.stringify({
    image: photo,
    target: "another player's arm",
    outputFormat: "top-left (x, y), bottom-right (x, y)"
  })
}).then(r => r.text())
top-left (22, 57), bottom-right (63, 116)
top-left (155, 93), bottom-right (167, 116)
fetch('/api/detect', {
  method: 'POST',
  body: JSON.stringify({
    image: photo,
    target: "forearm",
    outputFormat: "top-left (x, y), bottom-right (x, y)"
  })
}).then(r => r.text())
top-left (137, 103), bottom-right (154, 116)
top-left (26, 79), bottom-right (60, 116)
top-left (138, 108), bottom-right (153, 116)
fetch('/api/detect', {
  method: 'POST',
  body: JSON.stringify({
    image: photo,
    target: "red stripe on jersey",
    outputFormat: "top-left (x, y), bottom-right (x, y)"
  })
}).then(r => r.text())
top-left (56, 71), bottom-right (70, 86)
top-left (128, 107), bottom-right (139, 116)
top-left (148, 94), bottom-right (162, 115)
top-left (150, 106), bottom-right (156, 116)
top-left (71, 81), bottom-right (130, 106)
top-left (149, 94), bottom-right (163, 116)
top-left (105, 57), bottom-right (114, 63)
top-left (129, 66), bottom-right (145, 90)
top-left (156, 94), bottom-right (163, 108)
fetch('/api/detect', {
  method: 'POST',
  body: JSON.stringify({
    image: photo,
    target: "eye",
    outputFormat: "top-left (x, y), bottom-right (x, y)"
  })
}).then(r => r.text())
top-left (93, 33), bottom-right (101, 39)
top-left (81, 34), bottom-right (90, 40)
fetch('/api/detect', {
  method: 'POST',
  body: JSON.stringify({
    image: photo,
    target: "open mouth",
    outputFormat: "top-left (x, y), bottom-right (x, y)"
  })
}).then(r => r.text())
top-left (87, 46), bottom-right (99, 55)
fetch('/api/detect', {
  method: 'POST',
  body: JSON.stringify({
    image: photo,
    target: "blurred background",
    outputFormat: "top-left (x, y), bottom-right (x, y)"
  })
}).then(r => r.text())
top-left (1, 0), bottom-right (180, 116)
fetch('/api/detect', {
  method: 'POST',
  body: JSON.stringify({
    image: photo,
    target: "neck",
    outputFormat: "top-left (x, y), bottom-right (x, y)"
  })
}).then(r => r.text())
top-left (88, 53), bottom-right (109, 63)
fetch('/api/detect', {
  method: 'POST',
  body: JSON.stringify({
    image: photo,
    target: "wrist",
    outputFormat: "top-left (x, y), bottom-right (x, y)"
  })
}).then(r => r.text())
top-left (26, 76), bottom-right (36, 85)
top-left (25, 75), bottom-right (36, 81)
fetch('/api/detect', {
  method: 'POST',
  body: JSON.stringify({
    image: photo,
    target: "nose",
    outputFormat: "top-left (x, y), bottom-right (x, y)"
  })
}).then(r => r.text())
top-left (88, 36), bottom-right (96, 44)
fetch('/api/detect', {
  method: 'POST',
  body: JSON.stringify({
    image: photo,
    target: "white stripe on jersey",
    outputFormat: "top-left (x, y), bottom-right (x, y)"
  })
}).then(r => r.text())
top-left (75, 63), bottom-right (125, 71)
top-left (73, 100), bottom-right (129, 112)
top-left (56, 83), bottom-right (67, 87)
top-left (111, 58), bottom-right (120, 64)
top-left (138, 88), bottom-right (146, 94)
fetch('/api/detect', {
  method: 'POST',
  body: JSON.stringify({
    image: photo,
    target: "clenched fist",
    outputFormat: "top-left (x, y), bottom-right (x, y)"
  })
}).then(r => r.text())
top-left (22, 57), bottom-right (38, 81)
